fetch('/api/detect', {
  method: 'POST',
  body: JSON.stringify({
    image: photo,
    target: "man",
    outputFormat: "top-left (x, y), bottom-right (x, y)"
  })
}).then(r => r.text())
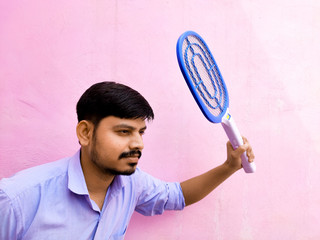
top-left (0, 82), bottom-right (255, 239)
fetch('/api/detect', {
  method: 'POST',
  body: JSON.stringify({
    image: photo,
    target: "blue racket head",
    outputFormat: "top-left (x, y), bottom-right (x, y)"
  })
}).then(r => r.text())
top-left (176, 31), bottom-right (229, 123)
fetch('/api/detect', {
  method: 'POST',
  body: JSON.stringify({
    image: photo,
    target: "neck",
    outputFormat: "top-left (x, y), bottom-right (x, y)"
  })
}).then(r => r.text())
top-left (80, 148), bottom-right (114, 209)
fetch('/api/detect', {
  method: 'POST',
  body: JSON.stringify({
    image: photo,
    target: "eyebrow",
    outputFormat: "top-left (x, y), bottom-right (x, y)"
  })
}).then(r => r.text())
top-left (113, 124), bottom-right (147, 131)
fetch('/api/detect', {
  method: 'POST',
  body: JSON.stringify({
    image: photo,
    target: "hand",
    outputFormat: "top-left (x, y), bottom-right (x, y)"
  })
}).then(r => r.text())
top-left (224, 137), bottom-right (255, 172)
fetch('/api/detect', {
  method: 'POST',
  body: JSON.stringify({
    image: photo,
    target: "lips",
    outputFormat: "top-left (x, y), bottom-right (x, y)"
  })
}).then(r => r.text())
top-left (122, 156), bottom-right (139, 163)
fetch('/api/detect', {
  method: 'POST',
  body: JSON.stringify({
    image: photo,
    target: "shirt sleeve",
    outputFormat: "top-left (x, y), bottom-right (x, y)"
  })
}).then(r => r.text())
top-left (0, 189), bottom-right (20, 240)
top-left (134, 169), bottom-right (185, 216)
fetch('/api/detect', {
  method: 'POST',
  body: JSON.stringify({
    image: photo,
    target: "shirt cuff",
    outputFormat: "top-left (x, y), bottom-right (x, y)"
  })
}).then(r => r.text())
top-left (164, 182), bottom-right (185, 211)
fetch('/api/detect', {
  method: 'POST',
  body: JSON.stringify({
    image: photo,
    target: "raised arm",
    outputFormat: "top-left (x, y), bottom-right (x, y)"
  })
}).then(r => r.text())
top-left (180, 137), bottom-right (254, 206)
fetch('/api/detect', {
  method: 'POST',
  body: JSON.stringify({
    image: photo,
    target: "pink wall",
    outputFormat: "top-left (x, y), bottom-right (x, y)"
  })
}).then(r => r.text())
top-left (1, 1), bottom-right (320, 239)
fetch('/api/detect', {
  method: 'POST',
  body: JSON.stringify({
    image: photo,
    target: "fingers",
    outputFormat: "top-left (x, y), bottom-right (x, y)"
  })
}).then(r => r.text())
top-left (242, 137), bottom-right (255, 163)
top-left (227, 137), bottom-right (255, 163)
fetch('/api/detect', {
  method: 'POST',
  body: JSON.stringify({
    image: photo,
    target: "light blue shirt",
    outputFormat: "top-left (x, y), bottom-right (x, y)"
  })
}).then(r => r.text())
top-left (0, 151), bottom-right (185, 240)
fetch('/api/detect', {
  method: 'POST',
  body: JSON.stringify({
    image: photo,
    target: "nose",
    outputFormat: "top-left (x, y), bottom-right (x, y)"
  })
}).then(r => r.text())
top-left (130, 133), bottom-right (144, 151)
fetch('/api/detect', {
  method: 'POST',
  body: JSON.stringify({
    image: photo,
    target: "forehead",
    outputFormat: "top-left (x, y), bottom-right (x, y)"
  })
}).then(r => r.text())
top-left (98, 116), bottom-right (147, 130)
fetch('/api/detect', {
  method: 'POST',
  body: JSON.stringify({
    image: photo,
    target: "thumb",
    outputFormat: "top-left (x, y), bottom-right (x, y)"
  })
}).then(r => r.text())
top-left (233, 142), bottom-right (249, 157)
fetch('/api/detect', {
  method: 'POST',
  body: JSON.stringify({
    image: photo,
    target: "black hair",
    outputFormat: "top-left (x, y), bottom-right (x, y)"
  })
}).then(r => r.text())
top-left (76, 82), bottom-right (154, 125)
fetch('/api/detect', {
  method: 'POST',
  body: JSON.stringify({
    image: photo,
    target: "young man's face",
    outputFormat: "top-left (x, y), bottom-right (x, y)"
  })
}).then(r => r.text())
top-left (89, 116), bottom-right (147, 176)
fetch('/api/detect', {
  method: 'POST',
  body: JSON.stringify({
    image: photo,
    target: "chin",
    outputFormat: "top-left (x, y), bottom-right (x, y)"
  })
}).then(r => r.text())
top-left (110, 165), bottom-right (137, 176)
top-left (120, 170), bottom-right (136, 176)
top-left (118, 167), bottom-right (136, 176)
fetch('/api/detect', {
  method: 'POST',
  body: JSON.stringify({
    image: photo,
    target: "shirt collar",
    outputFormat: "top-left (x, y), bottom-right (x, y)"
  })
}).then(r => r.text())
top-left (109, 174), bottom-right (126, 197)
top-left (67, 150), bottom-right (89, 195)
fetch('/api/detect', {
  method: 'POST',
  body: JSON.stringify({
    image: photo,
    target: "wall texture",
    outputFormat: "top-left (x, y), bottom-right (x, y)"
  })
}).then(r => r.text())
top-left (1, 0), bottom-right (319, 239)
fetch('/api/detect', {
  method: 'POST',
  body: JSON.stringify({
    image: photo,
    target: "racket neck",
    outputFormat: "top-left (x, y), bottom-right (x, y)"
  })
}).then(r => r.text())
top-left (221, 109), bottom-right (243, 149)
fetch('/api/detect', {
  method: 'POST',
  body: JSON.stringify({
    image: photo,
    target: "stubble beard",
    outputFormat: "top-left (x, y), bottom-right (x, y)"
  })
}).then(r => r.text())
top-left (90, 136), bottom-right (140, 176)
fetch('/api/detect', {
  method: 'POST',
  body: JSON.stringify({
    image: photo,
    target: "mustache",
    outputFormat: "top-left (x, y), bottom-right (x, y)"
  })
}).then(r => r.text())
top-left (118, 150), bottom-right (142, 160)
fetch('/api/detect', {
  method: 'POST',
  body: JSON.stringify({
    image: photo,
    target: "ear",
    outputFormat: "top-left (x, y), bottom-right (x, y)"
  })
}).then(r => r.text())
top-left (76, 120), bottom-right (94, 146)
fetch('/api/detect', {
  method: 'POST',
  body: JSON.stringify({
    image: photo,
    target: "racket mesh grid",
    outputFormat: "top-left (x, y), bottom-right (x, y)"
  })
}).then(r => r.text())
top-left (182, 35), bottom-right (227, 117)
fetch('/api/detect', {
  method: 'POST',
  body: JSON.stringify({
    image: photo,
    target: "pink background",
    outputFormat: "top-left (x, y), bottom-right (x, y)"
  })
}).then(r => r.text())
top-left (1, 1), bottom-right (320, 239)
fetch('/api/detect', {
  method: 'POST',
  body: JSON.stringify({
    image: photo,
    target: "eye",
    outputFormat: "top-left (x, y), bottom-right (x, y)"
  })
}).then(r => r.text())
top-left (139, 130), bottom-right (145, 136)
top-left (117, 129), bottom-right (131, 135)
